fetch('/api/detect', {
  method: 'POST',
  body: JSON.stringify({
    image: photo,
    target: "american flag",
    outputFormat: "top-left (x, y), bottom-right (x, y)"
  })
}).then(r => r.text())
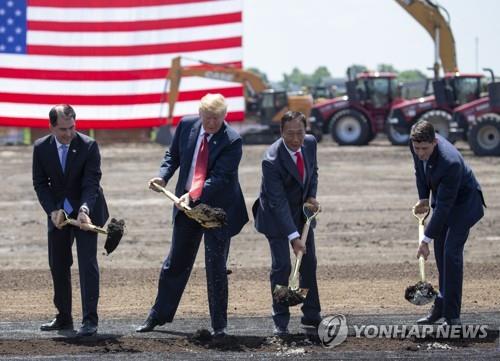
top-left (0, 0), bottom-right (244, 129)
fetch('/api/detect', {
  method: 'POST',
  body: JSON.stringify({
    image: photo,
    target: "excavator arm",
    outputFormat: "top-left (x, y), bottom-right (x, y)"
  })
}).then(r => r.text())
top-left (166, 56), bottom-right (268, 122)
top-left (395, 0), bottom-right (457, 77)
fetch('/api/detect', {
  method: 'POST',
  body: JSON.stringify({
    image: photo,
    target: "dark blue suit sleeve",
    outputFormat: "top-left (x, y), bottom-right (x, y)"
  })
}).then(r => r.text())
top-left (307, 139), bottom-right (318, 199)
top-left (261, 159), bottom-right (297, 237)
top-left (80, 141), bottom-right (103, 212)
top-left (159, 123), bottom-right (182, 184)
top-left (425, 162), bottom-right (462, 238)
top-left (200, 137), bottom-right (242, 203)
top-left (32, 145), bottom-right (57, 215)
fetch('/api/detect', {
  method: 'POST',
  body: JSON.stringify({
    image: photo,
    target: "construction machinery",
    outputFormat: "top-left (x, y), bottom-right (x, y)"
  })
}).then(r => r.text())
top-left (452, 69), bottom-right (500, 156)
top-left (164, 57), bottom-right (322, 143)
top-left (386, 0), bottom-right (485, 145)
top-left (311, 69), bottom-right (403, 145)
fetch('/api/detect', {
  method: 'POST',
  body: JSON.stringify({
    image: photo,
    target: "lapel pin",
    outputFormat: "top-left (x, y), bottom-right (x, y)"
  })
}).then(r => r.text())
top-left (213, 141), bottom-right (217, 144)
top-left (72, 149), bottom-right (76, 153)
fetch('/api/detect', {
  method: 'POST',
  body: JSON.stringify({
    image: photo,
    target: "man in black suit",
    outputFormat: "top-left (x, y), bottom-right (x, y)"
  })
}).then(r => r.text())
top-left (253, 111), bottom-right (322, 336)
top-left (32, 104), bottom-right (108, 336)
top-left (137, 93), bottom-right (248, 336)
top-left (411, 121), bottom-right (485, 326)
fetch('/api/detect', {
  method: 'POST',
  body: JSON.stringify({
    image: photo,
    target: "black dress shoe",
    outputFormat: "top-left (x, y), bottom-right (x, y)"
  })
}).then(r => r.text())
top-left (442, 318), bottom-right (462, 326)
top-left (136, 315), bottom-right (161, 333)
top-left (416, 305), bottom-right (443, 325)
top-left (40, 317), bottom-right (73, 331)
top-left (273, 326), bottom-right (289, 337)
top-left (301, 316), bottom-right (322, 328)
top-left (77, 321), bottom-right (97, 337)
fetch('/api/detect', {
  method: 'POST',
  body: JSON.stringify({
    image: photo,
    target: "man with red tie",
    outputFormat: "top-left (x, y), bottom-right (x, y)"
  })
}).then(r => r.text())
top-left (137, 94), bottom-right (248, 336)
top-left (252, 111), bottom-right (322, 336)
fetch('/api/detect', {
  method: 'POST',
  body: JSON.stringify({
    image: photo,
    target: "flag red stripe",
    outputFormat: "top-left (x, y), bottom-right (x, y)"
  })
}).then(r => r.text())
top-left (28, 12), bottom-right (241, 32)
top-left (0, 87), bottom-right (243, 105)
top-left (27, 37), bottom-right (242, 56)
top-left (0, 62), bottom-right (242, 81)
top-left (27, 0), bottom-right (213, 8)
top-left (0, 111), bottom-right (245, 128)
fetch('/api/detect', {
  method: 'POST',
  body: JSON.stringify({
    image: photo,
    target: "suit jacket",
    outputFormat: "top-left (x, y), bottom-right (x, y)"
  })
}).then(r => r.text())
top-left (411, 134), bottom-right (485, 239)
top-left (252, 135), bottom-right (318, 238)
top-left (32, 132), bottom-right (109, 230)
top-left (158, 115), bottom-right (248, 237)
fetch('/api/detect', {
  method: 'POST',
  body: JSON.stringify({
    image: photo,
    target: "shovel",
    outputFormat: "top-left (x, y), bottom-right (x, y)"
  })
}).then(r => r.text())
top-left (273, 203), bottom-right (321, 307)
top-left (404, 206), bottom-right (438, 305)
top-left (60, 211), bottom-right (125, 255)
top-left (150, 182), bottom-right (226, 229)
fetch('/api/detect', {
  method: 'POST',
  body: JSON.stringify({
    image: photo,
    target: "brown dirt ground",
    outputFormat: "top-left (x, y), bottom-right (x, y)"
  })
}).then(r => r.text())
top-left (0, 136), bottom-right (499, 354)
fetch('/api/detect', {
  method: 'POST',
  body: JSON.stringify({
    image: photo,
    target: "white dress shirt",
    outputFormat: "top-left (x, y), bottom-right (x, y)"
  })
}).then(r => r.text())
top-left (185, 127), bottom-right (213, 191)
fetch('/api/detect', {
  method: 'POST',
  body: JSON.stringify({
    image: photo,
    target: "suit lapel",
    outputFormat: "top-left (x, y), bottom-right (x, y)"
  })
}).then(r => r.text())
top-left (301, 143), bottom-right (311, 191)
top-left (184, 120), bottom-right (202, 167)
top-left (426, 145), bottom-right (439, 191)
top-left (279, 141), bottom-right (303, 186)
top-left (207, 122), bottom-right (226, 168)
top-left (49, 136), bottom-right (65, 179)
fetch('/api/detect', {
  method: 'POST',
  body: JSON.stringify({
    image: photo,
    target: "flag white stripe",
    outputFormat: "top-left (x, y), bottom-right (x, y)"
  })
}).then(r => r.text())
top-left (0, 77), bottom-right (242, 95)
top-left (27, 1), bottom-right (242, 22)
top-left (0, 97), bottom-right (245, 119)
top-left (27, 23), bottom-right (242, 47)
top-left (0, 48), bottom-right (242, 71)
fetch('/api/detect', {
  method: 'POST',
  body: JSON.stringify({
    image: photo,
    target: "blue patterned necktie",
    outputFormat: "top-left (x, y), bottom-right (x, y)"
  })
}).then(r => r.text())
top-left (60, 145), bottom-right (73, 214)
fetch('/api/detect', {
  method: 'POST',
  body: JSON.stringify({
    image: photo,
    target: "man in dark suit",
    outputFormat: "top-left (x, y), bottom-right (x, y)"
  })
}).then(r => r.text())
top-left (137, 93), bottom-right (248, 336)
top-left (32, 104), bottom-right (108, 337)
top-left (253, 111), bottom-right (322, 336)
top-left (411, 120), bottom-right (485, 326)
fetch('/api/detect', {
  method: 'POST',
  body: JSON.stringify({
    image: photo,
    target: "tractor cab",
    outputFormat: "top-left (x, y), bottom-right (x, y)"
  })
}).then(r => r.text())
top-left (434, 73), bottom-right (483, 108)
top-left (347, 72), bottom-right (399, 110)
top-left (259, 89), bottom-right (288, 126)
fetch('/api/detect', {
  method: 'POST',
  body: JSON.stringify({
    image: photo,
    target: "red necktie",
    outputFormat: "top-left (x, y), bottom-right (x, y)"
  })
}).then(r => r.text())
top-left (189, 133), bottom-right (209, 200)
top-left (295, 151), bottom-right (304, 182)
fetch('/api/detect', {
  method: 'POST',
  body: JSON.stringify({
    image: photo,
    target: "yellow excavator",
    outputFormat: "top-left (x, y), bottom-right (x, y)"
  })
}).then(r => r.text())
top-left (164, 56), bottom-right (322, 143)
top-left (394, 0), bottom-right (457, 79)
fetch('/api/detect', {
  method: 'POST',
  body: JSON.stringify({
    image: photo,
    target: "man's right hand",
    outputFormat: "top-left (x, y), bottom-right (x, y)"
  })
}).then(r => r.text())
top-left (413, 199), bottom-right (430, 215)
top-left (149, 177), bottom-right (166, 192)
top-left (292, 237), bottom-right (306, 256)
top-left (50, 209), bottom-right (65, 230)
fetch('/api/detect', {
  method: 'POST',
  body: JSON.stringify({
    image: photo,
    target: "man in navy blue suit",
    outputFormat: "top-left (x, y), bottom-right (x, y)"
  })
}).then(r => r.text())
top-left (410, 120), bottom-right (485, 326)
top-left (253, 111), bottom-right (322, 336)
top-left (137, 93), bottom-right (248, 336)
top-left (33, 104), bottom-right (108, 337)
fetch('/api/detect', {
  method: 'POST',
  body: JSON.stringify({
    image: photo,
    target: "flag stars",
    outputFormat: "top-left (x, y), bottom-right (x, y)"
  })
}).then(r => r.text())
top-left (7, 36), bottom-right (14, 43)
top-left (15, 45), bottom-right (22, 52)
top-left (0, 9), bottom-right (5, 16)
top-left (6, 1), bottom-right (14, 7)
top-left (0, 27), bottom-right (5, 33)
top-left (0, 45), bottom-right (5, 52)
top-left (15, 27), bottom-right (22, 34)
top-left (15, 9), bottom-right (22, 16)
top-left (6, 17), bottom-right (13, 25)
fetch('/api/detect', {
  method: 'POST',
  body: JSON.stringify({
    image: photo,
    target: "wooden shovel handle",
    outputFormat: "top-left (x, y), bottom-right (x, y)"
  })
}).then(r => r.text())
top-left (150, 182), bottom-right (191, 211)
top-left (63, 217), bottom-right (107, 234)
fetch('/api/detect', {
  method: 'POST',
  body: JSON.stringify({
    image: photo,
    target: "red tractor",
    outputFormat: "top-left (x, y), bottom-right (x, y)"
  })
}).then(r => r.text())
top-left (311, 70), bottom-right (403, 145)
top-left (452, 73), bottom-right (500, 156)
top-left (386, 72), bottom-right (485, 145)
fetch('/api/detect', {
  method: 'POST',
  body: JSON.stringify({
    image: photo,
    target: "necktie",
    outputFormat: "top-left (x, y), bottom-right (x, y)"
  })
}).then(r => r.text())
top-left (60, 145), bottom-right (73, 214)
top-left (295, 151), bottom-right (304, 182)
top-left (189, 133), bottom-right (209, 200)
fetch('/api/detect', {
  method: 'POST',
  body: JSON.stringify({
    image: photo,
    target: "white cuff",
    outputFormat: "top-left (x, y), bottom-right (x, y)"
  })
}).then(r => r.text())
top-left (420, 235), bottom-right (433, 244)
top-left (288, 231), bottom-right (300, 242)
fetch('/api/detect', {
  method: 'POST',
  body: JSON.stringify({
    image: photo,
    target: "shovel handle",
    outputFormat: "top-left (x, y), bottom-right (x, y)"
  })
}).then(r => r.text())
top-left (150, 182), bottom-right (191, 211)
top-left (290, 218), bottom-right (312, 286)
top-left (419, 255), bottom-right (426, 282)
top-left (63, 217), bottom-right (107, 234)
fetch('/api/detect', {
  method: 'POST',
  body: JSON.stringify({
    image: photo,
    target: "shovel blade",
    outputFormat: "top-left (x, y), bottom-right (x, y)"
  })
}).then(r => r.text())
top-left (273, 284), bottom-right (309, 306)
top-left (405, 281), bottom-right (437, 306)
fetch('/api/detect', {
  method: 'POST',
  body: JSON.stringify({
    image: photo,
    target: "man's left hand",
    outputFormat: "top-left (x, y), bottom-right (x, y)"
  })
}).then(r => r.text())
top-left (176, 192), bottom-right (191, 210)
top-left (417, 242), bottom-right (430, 260)
top-left (305, 197), bottom-right (320, 212)
top-left (77, 211), bottom-right (93, 231)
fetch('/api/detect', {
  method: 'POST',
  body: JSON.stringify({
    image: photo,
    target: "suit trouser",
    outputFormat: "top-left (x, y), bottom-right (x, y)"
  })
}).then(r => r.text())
top-left (432, 225), bottom-right (469, 320)
top-left (267, 229), bottom-right (321, 329)
top-left (150, 212), bottom-right (230, 331)
top-left (48, 225), bottom-right (99, 325)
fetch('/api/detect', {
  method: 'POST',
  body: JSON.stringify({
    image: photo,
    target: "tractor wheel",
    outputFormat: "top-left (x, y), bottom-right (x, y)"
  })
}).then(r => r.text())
top-left (417, 110), bottom-right (452, 141)
top-left (468, 114), bottom-right (500, 156)
top-left (385, 123), bottom-right (410, 146)
top-left (329, 109), bottom-right (370, 145)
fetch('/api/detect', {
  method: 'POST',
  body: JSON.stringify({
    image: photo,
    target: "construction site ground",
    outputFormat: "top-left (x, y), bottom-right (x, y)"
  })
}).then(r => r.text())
top-left (1, 135), bottom-right (499, 359)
